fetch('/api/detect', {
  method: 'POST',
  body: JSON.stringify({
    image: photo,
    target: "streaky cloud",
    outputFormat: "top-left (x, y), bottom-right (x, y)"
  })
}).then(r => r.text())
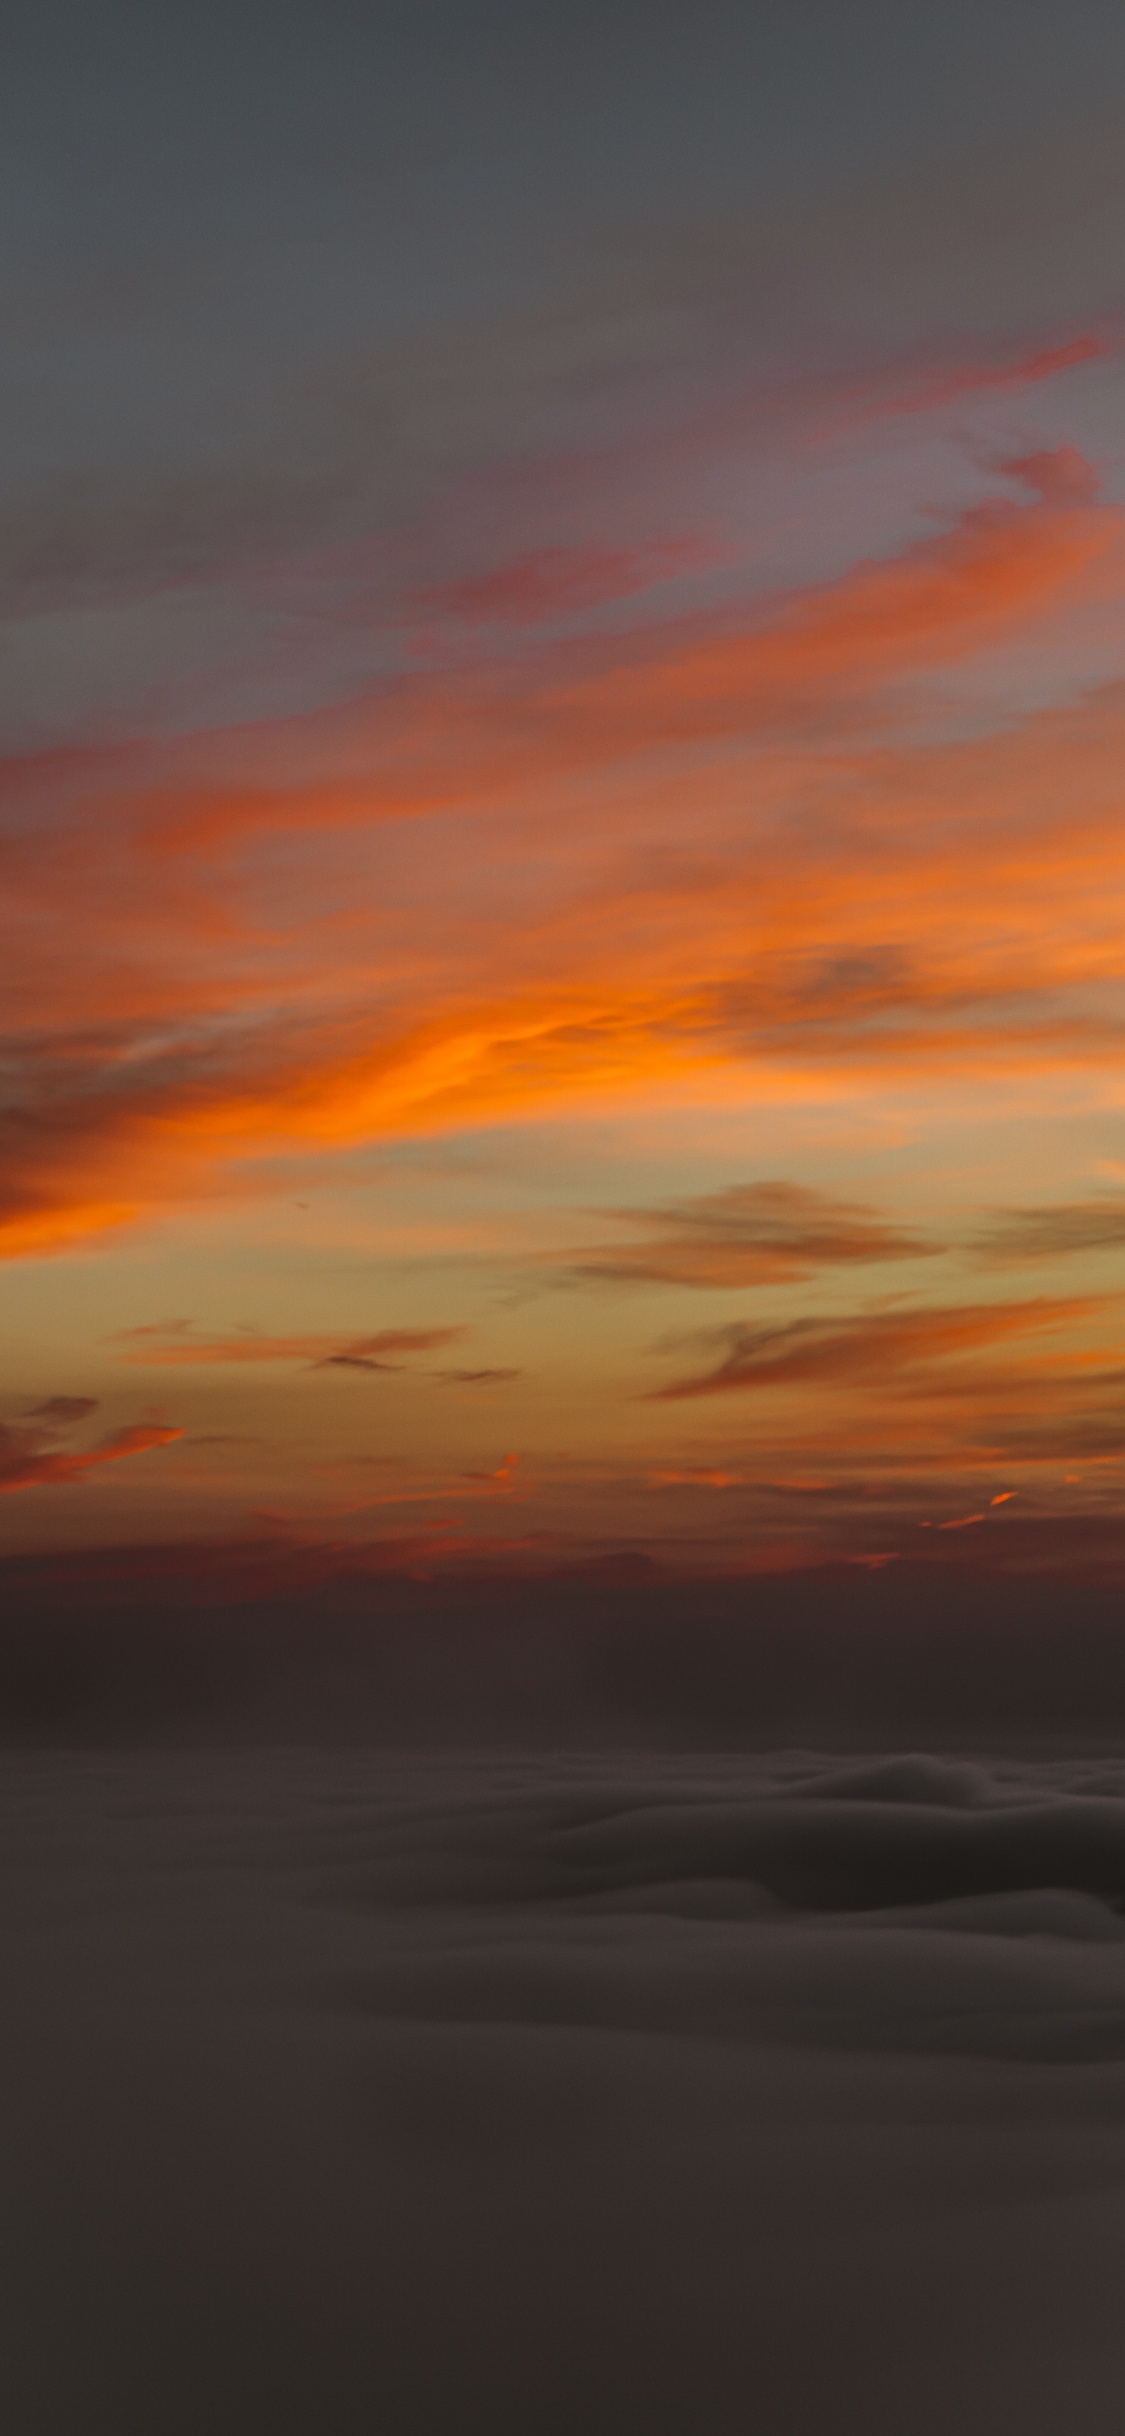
top-left (971, 1196), bottom-right (1125, 1263)
top-left (560, 1180), bottom-right (934, 1288)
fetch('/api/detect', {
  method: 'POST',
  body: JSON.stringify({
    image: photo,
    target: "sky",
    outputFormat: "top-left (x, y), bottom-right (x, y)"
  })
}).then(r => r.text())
top-left (4, 0), bottom-right (1125, 1594)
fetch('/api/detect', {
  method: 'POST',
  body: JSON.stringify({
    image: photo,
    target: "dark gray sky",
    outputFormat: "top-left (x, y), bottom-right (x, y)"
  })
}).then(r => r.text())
top-left (6, 0), bottom-right (1124, 601)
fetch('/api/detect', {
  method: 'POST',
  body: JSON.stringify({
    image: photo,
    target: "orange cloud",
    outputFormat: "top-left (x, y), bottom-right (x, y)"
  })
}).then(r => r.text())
top-left (112, 446), bottom-right (1121, 858)
top-left (410, 537), bottom-right (711, 627)
top-left (2, 449), bottom-right (1124, 1262)
top-left (538, 455), bottom-right (1118, 749)
top-left (821, 330), bottom-right (1118, 435)
top-left (0, 1422), bottom-right (182, 1496)
top-left (650, 1296), bottom-right (1112, 1400)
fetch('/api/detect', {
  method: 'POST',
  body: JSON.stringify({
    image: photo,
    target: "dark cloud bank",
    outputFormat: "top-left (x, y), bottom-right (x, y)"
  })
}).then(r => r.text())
top-left (2, 1560), bottom-right (1125, 2431)
top-left (2, 1544), bottom-right (1124, 1747)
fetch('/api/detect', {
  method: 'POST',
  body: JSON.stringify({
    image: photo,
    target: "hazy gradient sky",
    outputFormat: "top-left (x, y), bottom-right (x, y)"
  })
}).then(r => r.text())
top-left (3, 0), bottom-right (1125, 1581)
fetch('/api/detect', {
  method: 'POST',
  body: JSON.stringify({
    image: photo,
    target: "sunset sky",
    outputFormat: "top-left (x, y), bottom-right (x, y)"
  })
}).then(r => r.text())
top-left (4, 0), bottom-right (1125, 1588)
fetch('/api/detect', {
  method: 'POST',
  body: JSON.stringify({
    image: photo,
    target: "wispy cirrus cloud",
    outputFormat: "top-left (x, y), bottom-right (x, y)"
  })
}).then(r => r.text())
top-left (22, 1395), bottom-right (99, 1427)
top-left (559, 1181), bottom-right (932, 1289)
top-left (817, 329), bottom-right (1118, 438)
top-left (0, 1421), bottom-right (181, 1496)
top-left (115, 1325), bottom-right (466, 1369)
top-left (557, 1182), bottom-right (1124, 1299)
top-left (4, 293), bottom-right (1107, 626)
top-left (408, 538), bottom-right (712, 629)
top-left (649, 1296), bottom-right (1113, 1401)
top-left (971, 1198), bottom-right (1125, 1264)
top-left (437, 1369), bottom-right (523, 1387)
top-left (111, 443), bottom-right (1124, 854)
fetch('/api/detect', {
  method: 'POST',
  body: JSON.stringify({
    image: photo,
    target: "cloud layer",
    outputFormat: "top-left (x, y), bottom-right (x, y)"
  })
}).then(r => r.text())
top-left (5, 1740), bottom-right (1125, 2431)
